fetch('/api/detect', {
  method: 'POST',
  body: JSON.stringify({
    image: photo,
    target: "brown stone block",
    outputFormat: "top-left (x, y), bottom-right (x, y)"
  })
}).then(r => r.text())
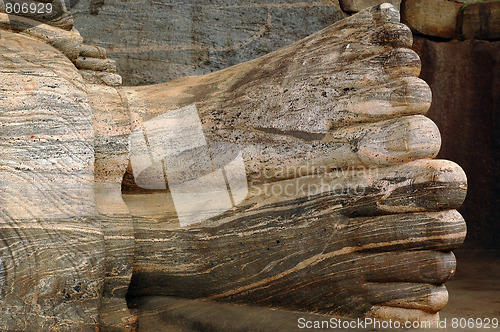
top-left (462, 1), bottom-right (500, 40)
top-left (401, 0), bottom-right (462, 39)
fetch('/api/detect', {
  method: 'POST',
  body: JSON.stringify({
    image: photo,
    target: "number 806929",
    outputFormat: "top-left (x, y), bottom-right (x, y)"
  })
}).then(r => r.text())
top-left (5, 2), bottom-right (53, 14)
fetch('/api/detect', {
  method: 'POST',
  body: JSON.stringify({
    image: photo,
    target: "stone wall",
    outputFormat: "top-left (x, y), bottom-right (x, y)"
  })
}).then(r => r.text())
top-left (399, 0), bottom-right (500, 249)
top-left (72, 0), bottom-right (348, 85)
top-left (413, 37), bottom-right (500, 249)
top-left (402, 0), bottom-right (500, 40)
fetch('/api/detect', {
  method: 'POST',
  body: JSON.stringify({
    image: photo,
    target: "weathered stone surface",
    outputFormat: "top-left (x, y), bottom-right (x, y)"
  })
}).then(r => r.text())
top-left (75, 56), bottom-right (117, 72)
top-left (78, 43), bottom-right (122, 85)
top-left (0, 3), bottom-right (469, 328)
top-left (86, 80), bottom-right (135, 330)
top-left (71, 0), bottom-right (348, 85)
top-left (401, 0), bottom-right (462, 39)
top-left (122, 4), bottom-right (466, 322)
top-left (462, 1), bottom-right (500, 40)
top-left (80, 44), bottom-right (107, 59)
top-left (125, 159), bottom-right (466, 318)
top-left (0, 30), bottom-right (103, 331)
top-left (0, 10), bottom-right (131, 329)
top-left (340, 0), bottom-right (401, 13)
top-left (123, 4), bottom-right (436, 188)
top-left (412, 36), bottom-right (500, 249)
top-left (0, 13), bottom-right (82, 60)
top-left (0, 0), bottom-right (74, 30)
top-left (133, 296), bottom-right (344, 331)
top-left (127, 252), bottom-right (500, 330)
top-left (80, 69), bottom-right (123, 86)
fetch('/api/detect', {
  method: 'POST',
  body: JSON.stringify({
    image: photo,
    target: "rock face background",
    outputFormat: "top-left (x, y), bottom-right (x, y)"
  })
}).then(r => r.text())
top-left (413, 37), bottom-right (500, 249)
top-left (72, 0), bottom-right (347, 85)
top-left (71, 0), bottom-right (499, 251)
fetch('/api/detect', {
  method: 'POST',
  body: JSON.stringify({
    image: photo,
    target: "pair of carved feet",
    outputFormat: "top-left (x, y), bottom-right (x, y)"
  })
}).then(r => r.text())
top-left (0, 3), bottom-right (466, 330)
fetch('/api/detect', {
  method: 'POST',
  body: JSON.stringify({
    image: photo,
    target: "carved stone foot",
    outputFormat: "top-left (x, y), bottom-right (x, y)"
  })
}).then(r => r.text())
top-left (122, 3), bottom-right (467, 323)
top-left (124, 4), bottom-right (434, 186)
top-left (125, 159), bottom-right (466, 322)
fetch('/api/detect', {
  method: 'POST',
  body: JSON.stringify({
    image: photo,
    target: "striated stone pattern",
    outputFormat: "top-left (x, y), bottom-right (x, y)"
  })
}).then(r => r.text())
top-left (0, 3), bottom-right (470, 329)
top-left (123, 4), bottom-right (436, 187)
top-left (0, 13), bottom-right (131, 332)
top-left (123, 4), bottom-right (467, 323)
top-left (87, 81), bottom-right (135, 330)
top-left (72, 0), bottom-right (348, 85)
top-left (0, 31), bottom-right (103, 331)
top-left (126, 159), bottom-right (466, 319)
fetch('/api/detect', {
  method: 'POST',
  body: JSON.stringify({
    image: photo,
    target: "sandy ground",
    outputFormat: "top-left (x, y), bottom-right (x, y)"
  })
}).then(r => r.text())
top-left (434, 249), bottom-right (500, 332)
top-left (130, 249), bottom-right (499, 331)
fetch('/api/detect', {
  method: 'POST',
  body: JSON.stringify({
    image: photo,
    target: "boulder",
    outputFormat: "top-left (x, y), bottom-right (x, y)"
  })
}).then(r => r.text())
top-left (462, 1), bottom-right (500, 40)
top-left (340, 0), bottom-right (401, 13)
top-left (401, 0), bottom-right (462, 39)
